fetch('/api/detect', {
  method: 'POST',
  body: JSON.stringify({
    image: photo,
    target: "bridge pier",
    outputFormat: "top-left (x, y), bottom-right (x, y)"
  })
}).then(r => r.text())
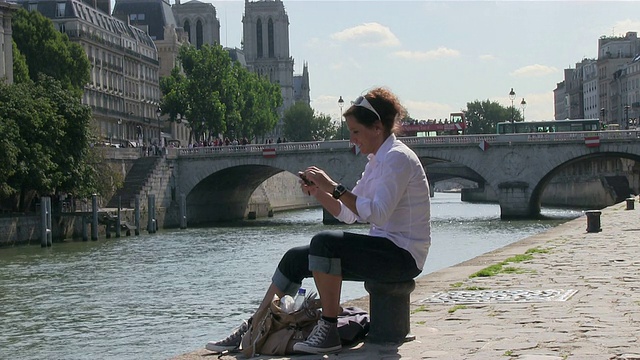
top-left (497, 181), bottom-right (539, 219)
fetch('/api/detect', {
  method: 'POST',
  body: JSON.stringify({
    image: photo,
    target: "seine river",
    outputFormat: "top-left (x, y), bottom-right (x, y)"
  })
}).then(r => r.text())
top-left (0, 193), bottom-right (583, 360)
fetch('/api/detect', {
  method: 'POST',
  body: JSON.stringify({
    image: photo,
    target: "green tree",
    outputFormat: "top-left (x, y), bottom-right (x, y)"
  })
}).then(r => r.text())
top-left (160, 44), bottom-right (282, 143)
top-left (464, 100), bottom-right (523, 134)
top-left (283, 102), bottom-right (336, 141)
top-left (12, 41), bottom-right (29, 84)
top-left (0, 76), bottom-right (96, 211)
top-left (11, 8), bottom-right (90, 96)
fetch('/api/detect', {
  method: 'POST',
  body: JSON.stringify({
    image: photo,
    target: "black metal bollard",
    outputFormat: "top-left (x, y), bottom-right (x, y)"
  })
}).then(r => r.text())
top-left (626, 198), bottom-right (635, 210)
top-left (585, 210), bottom-right (602, 233)
top-left (364, 279), bottom-right (416, 344)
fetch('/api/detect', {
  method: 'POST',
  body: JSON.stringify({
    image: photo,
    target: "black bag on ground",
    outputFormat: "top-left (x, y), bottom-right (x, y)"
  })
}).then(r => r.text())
top-left (337, 306), bottom-right (370, 345)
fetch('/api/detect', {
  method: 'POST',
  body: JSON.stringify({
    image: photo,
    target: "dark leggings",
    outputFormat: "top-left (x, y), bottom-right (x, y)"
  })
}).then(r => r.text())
top-left (272, 230), bottom-right (421, 295)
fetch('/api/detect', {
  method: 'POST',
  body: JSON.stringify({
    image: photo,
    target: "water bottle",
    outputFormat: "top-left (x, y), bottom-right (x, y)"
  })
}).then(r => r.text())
top-left (279, 295), bottom-right (294, 313)
top-left (293, 288), bottom-right (306, 311)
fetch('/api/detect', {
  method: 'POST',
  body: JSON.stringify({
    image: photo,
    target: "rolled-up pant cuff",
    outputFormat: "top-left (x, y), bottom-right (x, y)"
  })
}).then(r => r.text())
top-left (308, 254), bottom-right (342, 275)
top-left (272, 268), bottom-right (301, 295)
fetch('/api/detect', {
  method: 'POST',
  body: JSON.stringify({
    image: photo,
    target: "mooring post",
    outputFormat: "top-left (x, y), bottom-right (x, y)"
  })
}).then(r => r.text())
top-left (147, 194), bottom-right (156, 233)
top-left (626, 197), bottom-right (635, 210)
top-left (91, 194), bottom-right (98, 240)
top-left (585, 210), bottom-right (602, 233)
top-left (115, 196), bottom-right (121, 238)
top-left (45, 197), bottom-right (52, 246)
top-left (135, 195), bottom-right (140, 236)
top-left (179, 193), bottom-right (187, 229)
top-left (41, 197), bottom-right (51, 248)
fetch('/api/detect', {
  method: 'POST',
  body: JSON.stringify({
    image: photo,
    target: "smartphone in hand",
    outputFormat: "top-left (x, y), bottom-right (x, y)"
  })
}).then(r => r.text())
top-left (299, 172), bottom-right (313, 186)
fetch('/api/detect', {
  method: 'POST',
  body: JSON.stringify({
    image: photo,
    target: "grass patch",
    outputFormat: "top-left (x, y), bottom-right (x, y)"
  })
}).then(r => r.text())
top-left (465, 286), bottom-right (489, 291)
top-left (450, 282), bottom-right (463, 288)
top-left (469, 249), bottom-right (543, 278)
top-left (503, 350), bottom-right (513, 356)
top-left (525, 247), bottom-right (549, 254)
top-left (416, 320), bottom-right (426, 325)
top-left (504, 254), bottom-right (533, 263)
top-left (501, 266), bottom-right (527, 274)
top-left (448, 305), bottom-right (467, 313)
top-left (410, 305), bottom-right (428, 314)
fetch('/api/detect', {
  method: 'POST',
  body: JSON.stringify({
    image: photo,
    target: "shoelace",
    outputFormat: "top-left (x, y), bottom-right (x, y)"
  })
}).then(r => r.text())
top-left (221, 322), bottom-right (248, 344)
top-left (305, 322), bottom-right (329, 346)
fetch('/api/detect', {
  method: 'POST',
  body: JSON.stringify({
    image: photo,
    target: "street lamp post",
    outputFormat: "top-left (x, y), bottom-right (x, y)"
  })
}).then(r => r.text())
top-left (508, 88), bottom-right (516, 133)
top-left (338, 96), bottom-right (344, 139)
top-left (520, 98), bottom-right (527, 121)
top-left (624, 105), bottom-right (630, 130)
top-left (156, 107), bottom-right (162, 148)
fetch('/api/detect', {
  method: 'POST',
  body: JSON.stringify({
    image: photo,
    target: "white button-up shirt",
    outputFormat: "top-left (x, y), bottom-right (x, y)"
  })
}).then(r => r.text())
top-left (335, 134), bottom-right (431, 270)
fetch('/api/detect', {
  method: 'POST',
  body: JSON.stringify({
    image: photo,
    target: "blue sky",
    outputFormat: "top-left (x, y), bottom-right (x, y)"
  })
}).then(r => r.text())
top-left (205, 1), bottom-right (640, 123)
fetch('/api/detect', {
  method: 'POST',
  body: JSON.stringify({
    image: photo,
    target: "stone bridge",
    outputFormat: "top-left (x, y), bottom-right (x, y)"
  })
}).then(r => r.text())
top-left (164, 130), bottom-right (640, 224)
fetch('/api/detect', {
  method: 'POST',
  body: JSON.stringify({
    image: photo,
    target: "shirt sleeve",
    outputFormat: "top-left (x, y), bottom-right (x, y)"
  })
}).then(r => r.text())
top-left (355, 150), bottom-right (412, 225)
top-left (335, 201), bottom-right (359, 224)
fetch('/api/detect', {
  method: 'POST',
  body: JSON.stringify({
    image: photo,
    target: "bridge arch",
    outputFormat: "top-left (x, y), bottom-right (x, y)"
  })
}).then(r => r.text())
top-left (529, 151), bottom-right (640, 216)
top-left (175, 145), bottom-right (367, 224)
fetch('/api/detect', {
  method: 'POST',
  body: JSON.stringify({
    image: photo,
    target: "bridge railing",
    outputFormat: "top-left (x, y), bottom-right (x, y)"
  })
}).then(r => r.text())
top-left (167, 140), bottom-right (352, 158)
top-left (168, 130), bottom-right (640, 158)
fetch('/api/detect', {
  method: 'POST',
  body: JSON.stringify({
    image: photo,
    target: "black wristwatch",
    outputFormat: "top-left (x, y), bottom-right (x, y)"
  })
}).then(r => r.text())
top-left (332, 184), bottom-right (347, 199)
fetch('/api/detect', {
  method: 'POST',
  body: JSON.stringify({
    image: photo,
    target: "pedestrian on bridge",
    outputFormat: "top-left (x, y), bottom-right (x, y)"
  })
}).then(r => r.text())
top-left (205, 87), bottom-right (432, 355)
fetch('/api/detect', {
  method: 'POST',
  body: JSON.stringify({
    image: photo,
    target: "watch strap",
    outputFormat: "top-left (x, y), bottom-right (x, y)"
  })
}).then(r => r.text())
top-left (332, 184), bottom-right (347, 199)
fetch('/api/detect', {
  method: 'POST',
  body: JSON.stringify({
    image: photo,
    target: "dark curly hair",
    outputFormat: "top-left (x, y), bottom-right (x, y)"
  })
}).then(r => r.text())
top-left (342, 87), bottom-right (406, 136)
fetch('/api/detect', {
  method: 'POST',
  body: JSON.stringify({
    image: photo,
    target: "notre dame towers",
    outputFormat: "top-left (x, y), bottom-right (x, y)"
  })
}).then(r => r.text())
top-left (243, 0), bottom-right (309, 136)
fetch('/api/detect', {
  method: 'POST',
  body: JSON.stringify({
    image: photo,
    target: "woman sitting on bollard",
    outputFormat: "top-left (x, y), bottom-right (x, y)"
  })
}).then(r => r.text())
top-left (205, 87), bottom-right (432, 355)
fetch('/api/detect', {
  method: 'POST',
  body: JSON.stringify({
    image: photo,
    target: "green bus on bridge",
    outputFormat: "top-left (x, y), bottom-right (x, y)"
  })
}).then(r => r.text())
top-left (496, 119), bottom-right (601, 134)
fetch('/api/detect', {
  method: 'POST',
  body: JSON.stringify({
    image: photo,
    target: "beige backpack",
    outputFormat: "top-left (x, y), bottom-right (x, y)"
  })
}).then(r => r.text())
top-left (240, 293), bottom-right (321, 357)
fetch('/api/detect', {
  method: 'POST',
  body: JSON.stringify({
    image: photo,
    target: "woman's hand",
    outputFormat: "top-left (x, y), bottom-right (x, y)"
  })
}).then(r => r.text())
top-left (298, 171), bottom-right (318, 196)
top-left (302, 166), bottom-right (337, 195)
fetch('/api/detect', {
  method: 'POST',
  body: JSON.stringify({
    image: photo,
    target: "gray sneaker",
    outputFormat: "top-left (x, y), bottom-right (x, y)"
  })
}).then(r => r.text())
top-left (293, 318), bottom-right (342, 354)
top-left (205, 319), bottom-right (250, 353)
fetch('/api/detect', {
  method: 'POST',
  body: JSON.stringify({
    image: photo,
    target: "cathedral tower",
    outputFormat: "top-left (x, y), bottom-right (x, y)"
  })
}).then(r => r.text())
top-left (242, 0), bottom-right (295, 136)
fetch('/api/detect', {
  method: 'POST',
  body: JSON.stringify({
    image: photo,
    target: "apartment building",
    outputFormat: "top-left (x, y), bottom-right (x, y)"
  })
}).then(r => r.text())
top-left (15, 0), bottom-right (162, 147)
top-left (0, 1), bottom-right (18, 83)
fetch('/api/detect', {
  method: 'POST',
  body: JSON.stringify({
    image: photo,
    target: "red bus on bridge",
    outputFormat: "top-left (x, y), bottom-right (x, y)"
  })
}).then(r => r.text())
top-left (401, 112), bottom-right (466, 137)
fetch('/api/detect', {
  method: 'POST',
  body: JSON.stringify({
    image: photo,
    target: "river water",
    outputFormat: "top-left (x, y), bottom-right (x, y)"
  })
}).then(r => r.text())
top-left (0, 193), bottom-right (583, 360)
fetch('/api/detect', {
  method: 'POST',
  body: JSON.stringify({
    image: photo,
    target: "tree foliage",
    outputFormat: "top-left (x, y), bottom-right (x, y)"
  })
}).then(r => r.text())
top-left (0, 9), bottom-right (116, 212)
top-left (160, 44), bottom-right (282, 143)
top-left (11, 8), bottom-right (90, 96)
top-left (463, 100), bottom-right (523, 134)
top-left (283, 102), bottom-right (337, 141)
top-left (0, 76), bottom-right (97, 211)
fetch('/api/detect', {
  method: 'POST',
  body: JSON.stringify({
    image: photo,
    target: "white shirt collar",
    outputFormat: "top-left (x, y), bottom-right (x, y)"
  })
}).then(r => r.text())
top-left (368, 134), bottom-right (396, 163)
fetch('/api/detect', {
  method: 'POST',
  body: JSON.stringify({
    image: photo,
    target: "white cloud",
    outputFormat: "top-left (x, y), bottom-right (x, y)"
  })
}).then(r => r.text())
top-left (612, 20), bottom-right (640, 36)
top-left (479, 54), bottom-right (496, 61)
top-left (392, 47), bottom-right (460, 61)
top-left (403, 100), bottom-right (454, 121)
top-left (331, 23), bottom-right (401, 47)
top-left (311, 95), bottom-right (344, 122)
top-left (510, 64), bottom-right (559, 78)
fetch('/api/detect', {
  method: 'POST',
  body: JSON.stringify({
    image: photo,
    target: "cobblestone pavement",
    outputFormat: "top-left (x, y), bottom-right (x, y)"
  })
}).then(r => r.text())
top-left (171, 197), bottom-right (640, 360)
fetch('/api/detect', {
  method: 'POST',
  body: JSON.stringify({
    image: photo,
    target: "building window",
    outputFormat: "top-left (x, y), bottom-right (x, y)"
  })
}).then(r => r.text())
top-left (196, 20), bottom-right (203, 49)
top-left (28, 3), bottom-right (37, 11)
top-left (183, 20), bottom-right (191, 43)
top-left (56, 2), bottom-right (66, 17)
top-left (268, 18), bottom-right (274, 58)
top-left (256, 18), bottom-right (263, 58)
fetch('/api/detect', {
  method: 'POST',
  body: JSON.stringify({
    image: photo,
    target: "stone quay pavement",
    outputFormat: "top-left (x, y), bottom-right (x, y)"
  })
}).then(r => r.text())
top-left (171, 197), bottom-right (640, 360)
